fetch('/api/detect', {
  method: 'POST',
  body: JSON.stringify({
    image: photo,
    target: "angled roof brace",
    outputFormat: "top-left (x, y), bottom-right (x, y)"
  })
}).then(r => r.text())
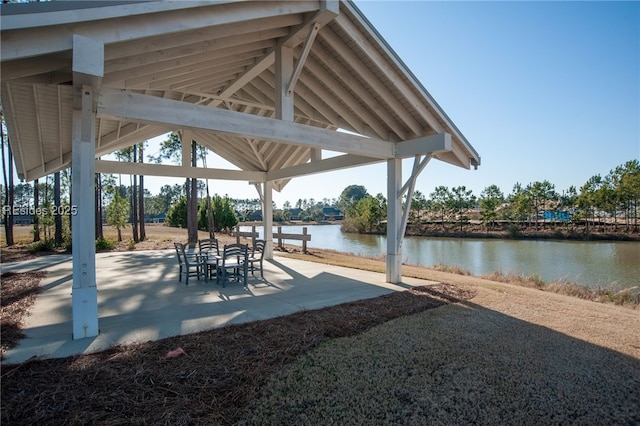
top-left (286, 22), bottom-right (320, 96)
top-left (399, 154), bottom-right (432, 244)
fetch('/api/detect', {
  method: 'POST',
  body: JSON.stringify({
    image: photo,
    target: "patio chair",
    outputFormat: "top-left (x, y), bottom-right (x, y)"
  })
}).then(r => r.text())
top-left (246, 239), bottom-right (266, 278)
top-left (174, 242), bottom-right (207, 285)
top-left (198, 238), bottom-right (219, 256)
top-left (199, 238), bottom-right (221, 279)
top-left (217, 243), bottom-right (248, 287)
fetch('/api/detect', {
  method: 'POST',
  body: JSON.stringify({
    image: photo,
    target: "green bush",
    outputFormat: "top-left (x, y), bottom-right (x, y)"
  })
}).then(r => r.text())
top-left (506, 224), bottom-right (521, 238)
top-left (27, 239), bottom-right (55, 253)
top-left (95, 237), bottom-right (115, 251)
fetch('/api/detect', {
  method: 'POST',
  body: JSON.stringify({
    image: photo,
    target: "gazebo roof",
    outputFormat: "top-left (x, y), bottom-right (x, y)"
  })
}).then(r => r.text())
top-left (1, 0), bottom-right (480, 189)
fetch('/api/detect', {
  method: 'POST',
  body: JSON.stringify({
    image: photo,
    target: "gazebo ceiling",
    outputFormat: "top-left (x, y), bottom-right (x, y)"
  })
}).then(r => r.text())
top-left (1, 0), bottom-right (480, 189)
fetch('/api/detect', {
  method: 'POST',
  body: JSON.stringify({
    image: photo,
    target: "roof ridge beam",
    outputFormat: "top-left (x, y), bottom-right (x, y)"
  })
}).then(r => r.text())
top-left (1, 1), bottom-right (224, 31)
top-left (1, 1), bottom-right (319, 61)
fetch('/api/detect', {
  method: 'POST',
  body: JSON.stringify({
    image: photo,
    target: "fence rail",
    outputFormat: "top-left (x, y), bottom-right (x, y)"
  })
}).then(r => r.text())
top-left (233, 225), bottom-right (311, 252)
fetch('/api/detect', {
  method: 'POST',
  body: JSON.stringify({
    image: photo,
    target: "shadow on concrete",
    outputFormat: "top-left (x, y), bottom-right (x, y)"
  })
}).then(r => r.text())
top-left (2, 250), bottom-right (405, 363)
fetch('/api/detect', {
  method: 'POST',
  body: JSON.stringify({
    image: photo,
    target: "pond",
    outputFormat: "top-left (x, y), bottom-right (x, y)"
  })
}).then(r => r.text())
top-left (241, 224), bottom-right (640, 289)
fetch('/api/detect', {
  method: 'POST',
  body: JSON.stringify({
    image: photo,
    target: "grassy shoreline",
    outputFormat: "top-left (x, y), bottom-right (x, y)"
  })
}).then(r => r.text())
top-left (277, 248), bottom-right (639, 309)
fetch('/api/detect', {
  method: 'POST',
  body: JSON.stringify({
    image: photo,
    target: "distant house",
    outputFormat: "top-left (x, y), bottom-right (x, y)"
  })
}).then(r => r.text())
top-left (145, 213), bottom-right (166, 224)
top-left (322, 207), bottom-right (343, 220)
top-left (543, 211), bottom-right (573, 222)
top-left (288, 208), bottom-right (303, 220)
top-left (11, 214), bottom-right (35, 225)
top-left (247, 210), bottom-right (262, 221)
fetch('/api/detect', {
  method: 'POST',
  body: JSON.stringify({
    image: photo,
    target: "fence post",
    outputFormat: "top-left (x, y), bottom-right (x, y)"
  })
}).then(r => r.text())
top-left (277, 226), bottom-right (283, 249)
top-left (235, 225), bottom-right (240, 244)
top-left (252, 225), bottom-right (257, 246)
top-left (302, 227), bottom-right (308, 253)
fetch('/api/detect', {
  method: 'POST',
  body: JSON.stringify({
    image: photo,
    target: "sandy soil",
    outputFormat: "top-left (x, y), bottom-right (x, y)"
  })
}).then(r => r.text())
top-left (403, 268), bottom-right (640, 359)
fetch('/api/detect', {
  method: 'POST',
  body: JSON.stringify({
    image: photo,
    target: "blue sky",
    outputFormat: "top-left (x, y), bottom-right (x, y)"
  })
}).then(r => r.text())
top-left (143, 1), bottom-right (640, 206)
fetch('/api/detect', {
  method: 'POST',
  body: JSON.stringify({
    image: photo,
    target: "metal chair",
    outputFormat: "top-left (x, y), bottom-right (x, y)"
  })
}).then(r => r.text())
top-left (216, 243), bottom-right (248, 287)
top-left (174, 242), bottom-right (207, 285)
top-left (246, 239), bottom-right (266, 278)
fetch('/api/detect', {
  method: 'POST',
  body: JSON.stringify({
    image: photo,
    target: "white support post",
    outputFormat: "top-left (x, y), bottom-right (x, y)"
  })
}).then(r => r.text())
top-left (275, 44), bottom-right (294, 121)
top-left (263, 181), bottom-right (274, 259)
top-left (71, 86), bottom-right (98, 339)
top-left (180, 129), bottom-right (191, 167)
top-left (71, 35), bottom-right (102, 339)
top-left (271, 43), bottom-right (292, 260)
top-left (386, 158), bottom-right (402, 283)
top-left (71, 88), bottom-right (98, 339)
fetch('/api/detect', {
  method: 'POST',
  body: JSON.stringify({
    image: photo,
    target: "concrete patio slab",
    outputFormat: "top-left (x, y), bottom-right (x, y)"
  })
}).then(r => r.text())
top-left (2, 250), bottom-right (437, 364)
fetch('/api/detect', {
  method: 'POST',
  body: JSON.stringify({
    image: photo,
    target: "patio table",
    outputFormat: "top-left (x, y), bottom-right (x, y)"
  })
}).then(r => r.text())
top-left (201, 251), bottom-right (223, 280)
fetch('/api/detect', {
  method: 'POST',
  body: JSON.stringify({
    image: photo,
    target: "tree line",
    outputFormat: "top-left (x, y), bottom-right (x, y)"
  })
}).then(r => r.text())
top-left (338, 159), bottom-right (640, 235)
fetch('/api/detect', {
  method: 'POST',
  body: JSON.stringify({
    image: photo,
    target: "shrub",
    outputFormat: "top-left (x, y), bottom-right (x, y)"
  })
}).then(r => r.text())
top-left (27, 239), bottom-right (55, 253)
top-left (430, 263), bottom-right (471, 275)
top-left (505, 224), bottom-right (521, 238)
top-left (482, 269), bottom-right (545, 289)
top-left (95, 238), bottom-right (115, 251)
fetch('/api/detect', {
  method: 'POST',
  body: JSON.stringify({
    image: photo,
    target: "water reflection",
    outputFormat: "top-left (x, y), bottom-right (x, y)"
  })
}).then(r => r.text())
top-left (240, 224), bottom-right (639, 289)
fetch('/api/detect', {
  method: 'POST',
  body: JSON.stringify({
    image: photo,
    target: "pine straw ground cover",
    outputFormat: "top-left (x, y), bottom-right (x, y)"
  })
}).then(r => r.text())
top-left (1, 280), bottom-right (472, 425)
top-left (1, 271), bottom-right (46, 357)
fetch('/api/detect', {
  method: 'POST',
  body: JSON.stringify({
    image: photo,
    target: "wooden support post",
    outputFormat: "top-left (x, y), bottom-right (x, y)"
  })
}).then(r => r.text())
top-left (277, 226), bottom-right (283, 249)
top-left (302, 227), bottom-right (308, 253)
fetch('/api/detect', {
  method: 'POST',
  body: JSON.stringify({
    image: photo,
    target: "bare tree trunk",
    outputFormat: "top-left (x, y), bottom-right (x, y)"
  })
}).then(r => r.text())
top-left (55, 171), bottom-right (63, 245)
top-left (187, 141), bottom-right (198, 248)
top-left (201, 153), bottom-right (215, 238)
top-left (138, 143), bottom-right (146, 241)
top-left (2, 126), bottom-right (15, 246)
top-left (207, 192), bottom-right (214, 238)
top-left (95, 172), bottom-right (103, 240)
top-left (33, 178), bottom-right (40, 242)
top-left (131, 148), bottom-right (139, 243)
